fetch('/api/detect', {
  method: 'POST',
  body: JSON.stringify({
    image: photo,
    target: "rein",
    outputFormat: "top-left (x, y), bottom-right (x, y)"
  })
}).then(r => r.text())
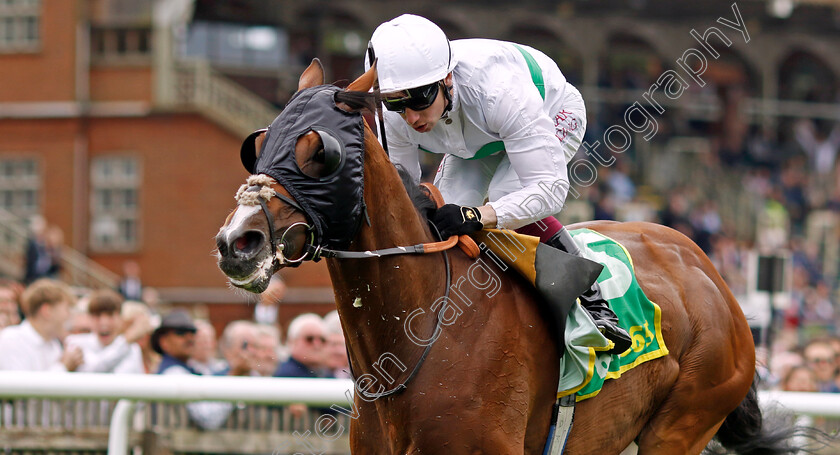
top-left (237, 180), bottom-right (475, 266)
top-left (236, 179), bottom-right (478, 398)
top-left (353, 220), bottom-right (450, 399)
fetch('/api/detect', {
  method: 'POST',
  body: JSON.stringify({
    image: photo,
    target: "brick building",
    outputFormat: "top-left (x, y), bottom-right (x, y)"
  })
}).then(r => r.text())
top-left (0, 0), bottom-right (335, 332)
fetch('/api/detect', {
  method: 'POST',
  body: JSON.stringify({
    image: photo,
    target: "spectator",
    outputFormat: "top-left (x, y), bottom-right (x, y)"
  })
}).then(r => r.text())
top-left (252, 324), bottom-right (281, 377)
top-left (65, 290), bottom-right (150, 374)
top-left (323, 310), bottom-right (350, 379)
top-left (274, 313), bottom-right (326, 378)
top-left (67, 302), bottom-right (94, 335)
top-left (0, 280), bottom-right (22, 331)
top-left (794, 118), bottom-right (840, 178)
top-left (117, 261), bottom-right (143, 302)
top-left (152, 310), bottom-right (251, 430)
top-left (605, 159), bottom-right (636, 204)
top-left (217, 320), bottom-right (258, 376)
top-left (140, 287), bottom-right (162, 320)
top-left (802, 339), bottom-right (840, 393)
top-left (23, 217), bottom-right (61, 285)
top-left (122, 301), bottom-right (159, 373)
top-left (658, 191), bottom-right (694, 239)
top-left (274, 313), bottom-right (328, 418)
top-left (830, 337), bottom-right (840, 392)
top-left (768, 348), bottom-right (804, 390)
top-left (254, 275), bottom-right (285, 327)
top-left (0, 279), bottom-right (83, 371)
top-left (189, 319), bottom-right (224, 375)
top-left (780, 365), bottom-right (819, 393)
top-left (44, 225), bottom-right (64, 279)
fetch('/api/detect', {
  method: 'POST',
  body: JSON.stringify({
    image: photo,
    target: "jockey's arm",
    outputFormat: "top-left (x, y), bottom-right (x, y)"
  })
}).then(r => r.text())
top-left (482, 86), bottom-right (569, 229)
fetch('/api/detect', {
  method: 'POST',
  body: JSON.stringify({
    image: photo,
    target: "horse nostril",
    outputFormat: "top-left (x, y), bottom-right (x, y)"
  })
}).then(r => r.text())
top-left (232, 231), bottom-right (266, 258)
top-left (216, 235), bottom-right (229, 257)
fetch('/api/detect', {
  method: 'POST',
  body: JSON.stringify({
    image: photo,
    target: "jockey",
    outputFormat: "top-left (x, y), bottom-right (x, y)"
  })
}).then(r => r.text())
top-left (366, 14), bottom-right (631, 354)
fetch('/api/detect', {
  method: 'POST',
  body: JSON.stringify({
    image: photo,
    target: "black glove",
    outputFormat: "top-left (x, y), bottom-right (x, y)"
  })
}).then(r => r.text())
top-left (432, 204), bottom-right (484, 238)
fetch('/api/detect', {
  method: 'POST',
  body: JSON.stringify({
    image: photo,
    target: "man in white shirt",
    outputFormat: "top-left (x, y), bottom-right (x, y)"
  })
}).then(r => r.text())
top-left (65, 289), bottom-right (150, 374)
top-left (0, 279), bottom-right (83, 371)
top-left (366, 14), bottom-right (631, 353)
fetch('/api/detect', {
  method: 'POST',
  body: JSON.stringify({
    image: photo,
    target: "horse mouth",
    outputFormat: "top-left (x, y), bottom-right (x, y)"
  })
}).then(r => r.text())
top-left (219, 251), bottom-right (277, 294)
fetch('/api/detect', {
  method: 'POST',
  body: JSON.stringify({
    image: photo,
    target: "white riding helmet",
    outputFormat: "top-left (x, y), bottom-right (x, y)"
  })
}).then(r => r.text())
top-left (365, 14), bottom-right (457, 93)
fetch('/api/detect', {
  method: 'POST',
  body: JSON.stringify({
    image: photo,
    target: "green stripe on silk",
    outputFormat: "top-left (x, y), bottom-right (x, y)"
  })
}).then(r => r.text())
top-left (512, 44), bottom-right (545, 100)
top-left (417, 44), bottom-right (545, 160)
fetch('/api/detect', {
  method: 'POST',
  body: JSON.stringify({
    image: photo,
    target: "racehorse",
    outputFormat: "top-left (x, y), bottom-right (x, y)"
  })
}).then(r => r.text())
top-left (215, 59), bottom-right (806, 454)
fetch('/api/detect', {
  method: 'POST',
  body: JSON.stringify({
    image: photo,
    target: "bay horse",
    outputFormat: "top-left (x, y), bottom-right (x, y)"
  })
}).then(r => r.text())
top-left (215, 60), bottom-right (805, 454)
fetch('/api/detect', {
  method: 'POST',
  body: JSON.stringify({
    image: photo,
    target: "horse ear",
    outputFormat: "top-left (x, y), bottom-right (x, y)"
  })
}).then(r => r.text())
top-left (347, 60), bottom-right (377, 92)
top-left (298, 58), bottom-right (325, 92)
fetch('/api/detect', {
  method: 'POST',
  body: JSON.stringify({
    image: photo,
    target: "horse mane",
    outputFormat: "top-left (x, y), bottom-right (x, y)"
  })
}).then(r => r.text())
top-left (334, 90), bottom-right (378, 113)
top-left (395, 165), bottom-right (436, 220)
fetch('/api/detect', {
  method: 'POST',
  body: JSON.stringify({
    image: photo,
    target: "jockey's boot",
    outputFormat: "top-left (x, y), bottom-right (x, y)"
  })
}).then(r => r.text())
top-left (547, 227), bottom-right (632, 355)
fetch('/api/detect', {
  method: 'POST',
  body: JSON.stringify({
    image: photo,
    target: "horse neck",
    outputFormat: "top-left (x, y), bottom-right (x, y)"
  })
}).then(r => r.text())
top-left (328, 129), bottom-right (445, 376)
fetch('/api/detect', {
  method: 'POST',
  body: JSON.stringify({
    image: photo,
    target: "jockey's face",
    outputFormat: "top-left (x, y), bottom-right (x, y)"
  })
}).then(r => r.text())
top-left (391, 73), bottom-right (452, 134)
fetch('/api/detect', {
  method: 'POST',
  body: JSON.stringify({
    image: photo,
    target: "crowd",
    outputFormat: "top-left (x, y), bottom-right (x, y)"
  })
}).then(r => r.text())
top-left (579, 87), bottom-right (840, 394)
top-left (0, 272), bottom-right (351, 430)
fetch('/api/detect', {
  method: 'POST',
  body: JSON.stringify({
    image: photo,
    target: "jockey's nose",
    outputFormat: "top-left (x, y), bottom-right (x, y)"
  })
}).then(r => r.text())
top-left (404, 108), bottom-right (421, 125)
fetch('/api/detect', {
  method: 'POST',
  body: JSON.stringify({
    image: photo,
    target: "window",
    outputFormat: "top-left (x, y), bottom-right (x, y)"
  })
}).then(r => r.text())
top-left (90, 156), bottom-right (140, 251)
top-left (0, 157), bottom-right (39, 218)
top-left (182, 21), bottom-right (289, 69)
top-left (90, 26), bottom-right (152, 61)
top-left (0, 0), bottom-right (41, 52)
top-left (0, 156), bottom-right (39, 249)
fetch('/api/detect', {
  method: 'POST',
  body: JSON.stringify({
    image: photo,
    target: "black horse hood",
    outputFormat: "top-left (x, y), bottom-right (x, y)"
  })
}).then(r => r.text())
top-left (250, 85), bottom-right (365, 250)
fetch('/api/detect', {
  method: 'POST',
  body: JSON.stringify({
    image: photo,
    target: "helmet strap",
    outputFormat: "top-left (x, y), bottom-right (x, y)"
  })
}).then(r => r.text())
top-left (440, 80), bottom-right (453, 119)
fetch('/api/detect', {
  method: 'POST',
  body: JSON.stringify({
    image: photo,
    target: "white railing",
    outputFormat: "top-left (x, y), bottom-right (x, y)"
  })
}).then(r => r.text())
top-left (0, 371), bottom-right (354, 455)
top-left (758, 390), bottom-right (840, 417)
top-left (0, 372), bottom-right (837, 455)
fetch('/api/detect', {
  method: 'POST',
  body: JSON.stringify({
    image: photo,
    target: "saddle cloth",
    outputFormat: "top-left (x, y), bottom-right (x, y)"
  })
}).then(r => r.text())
top-left (473, 227), bottom-right (668, 401)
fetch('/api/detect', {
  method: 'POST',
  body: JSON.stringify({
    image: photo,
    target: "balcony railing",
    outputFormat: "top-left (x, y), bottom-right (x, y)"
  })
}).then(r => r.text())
top-left (171, 59), bottom-right (280, 137)
top-left (0, 208), bottom-right (118, 290)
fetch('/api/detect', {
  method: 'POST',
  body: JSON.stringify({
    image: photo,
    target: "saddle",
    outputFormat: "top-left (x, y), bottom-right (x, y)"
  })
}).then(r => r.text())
top-left (420, 183), bottom-right (603, 357)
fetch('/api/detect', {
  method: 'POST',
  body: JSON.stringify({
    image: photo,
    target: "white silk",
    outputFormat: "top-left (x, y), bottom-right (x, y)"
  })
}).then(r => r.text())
top-left (384, 39), bottom-right (586, 229)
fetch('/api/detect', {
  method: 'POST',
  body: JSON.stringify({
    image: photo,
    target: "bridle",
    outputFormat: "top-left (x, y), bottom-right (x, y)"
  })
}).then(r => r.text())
top-left (237, 179), bottom-right (478, 398)
top-left (239, 181), bottom-right (473, 266)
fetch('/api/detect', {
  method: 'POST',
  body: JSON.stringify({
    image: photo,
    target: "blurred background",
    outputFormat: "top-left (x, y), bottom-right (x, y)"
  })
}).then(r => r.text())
top-left (0, 0), bottom-right (839, 452)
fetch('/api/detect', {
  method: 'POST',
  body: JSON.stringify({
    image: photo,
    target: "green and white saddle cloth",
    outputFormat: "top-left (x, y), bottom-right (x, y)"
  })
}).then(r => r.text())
top-left (557, 228), bottom-right (669, 401)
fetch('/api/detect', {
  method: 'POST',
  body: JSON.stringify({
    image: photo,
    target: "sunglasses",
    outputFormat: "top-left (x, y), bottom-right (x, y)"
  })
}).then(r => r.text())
top-left (383, 81), bottom-right (441, 113)
top-left (304, 335), bottom-right (326, 344)
top-left (807, 357), bottom-right (834, 364)
top-left (171, 328), bottom-right (196, 337)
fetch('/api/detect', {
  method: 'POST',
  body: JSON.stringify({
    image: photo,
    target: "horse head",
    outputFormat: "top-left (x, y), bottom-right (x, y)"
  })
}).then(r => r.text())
top-left (215, 59), bottom-right (378, 293)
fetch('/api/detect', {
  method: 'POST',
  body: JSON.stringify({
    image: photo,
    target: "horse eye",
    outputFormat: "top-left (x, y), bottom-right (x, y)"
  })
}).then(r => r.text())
top-left (296, 128), bottom-right (345, 180)
top-left (311, 129), bottom-right (344, 179)
top-left (313, 147), bottom-right (326, 163)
